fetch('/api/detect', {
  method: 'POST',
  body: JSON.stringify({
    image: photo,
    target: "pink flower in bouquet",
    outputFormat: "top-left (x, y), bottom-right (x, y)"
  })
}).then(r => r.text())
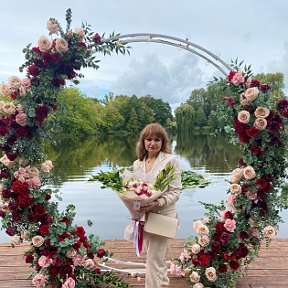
top-left (8, 76), bottom-right (21, 89)
top-left (205, 267), bottom-right (218, 282)
top-left (62, 277), bottom-right (75, 288)
top-left (38, 255), bottom-right (52, 268)
top-left (73, 254), bottom-right (84, 266)
top-left (224, 219), bottom-right (236, 232)
top-left (231, 72), bottom-right (244, 86)
top-left (190, 271), bottom-right (200, 283)
top-left (32, 274), bottom-right (46, 287)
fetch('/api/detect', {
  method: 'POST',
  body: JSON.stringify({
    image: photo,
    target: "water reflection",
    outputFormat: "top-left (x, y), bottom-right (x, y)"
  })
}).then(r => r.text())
top-left (175, 133), bottom-right (241, 173)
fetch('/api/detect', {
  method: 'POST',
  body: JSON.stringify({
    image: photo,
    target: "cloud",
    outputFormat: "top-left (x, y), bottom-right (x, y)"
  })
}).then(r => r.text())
top-left (111, 53), bottom-right (205, 105)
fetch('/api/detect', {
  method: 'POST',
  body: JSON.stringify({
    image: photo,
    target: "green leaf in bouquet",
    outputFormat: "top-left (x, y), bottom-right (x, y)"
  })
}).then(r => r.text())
top-left (154, 165), bottom-right (175, 191)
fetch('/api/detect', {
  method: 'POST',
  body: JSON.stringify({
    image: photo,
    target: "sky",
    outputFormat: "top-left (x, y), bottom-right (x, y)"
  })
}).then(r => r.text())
top-left (0, 0), bottom-right (288, 108)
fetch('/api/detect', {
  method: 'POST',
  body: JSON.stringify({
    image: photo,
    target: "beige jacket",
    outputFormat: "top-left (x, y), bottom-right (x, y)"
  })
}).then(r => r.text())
top-left (132, 151), bottom-right (182, 216)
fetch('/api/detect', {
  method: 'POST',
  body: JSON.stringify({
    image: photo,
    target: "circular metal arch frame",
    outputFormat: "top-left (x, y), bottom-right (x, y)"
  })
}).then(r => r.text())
top-left (102, 33), bottom-right (232, 76)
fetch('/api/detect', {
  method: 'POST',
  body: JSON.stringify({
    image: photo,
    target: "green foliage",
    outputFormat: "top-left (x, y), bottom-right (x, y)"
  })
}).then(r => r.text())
top-left (181, 170), bottom-right (212, 188)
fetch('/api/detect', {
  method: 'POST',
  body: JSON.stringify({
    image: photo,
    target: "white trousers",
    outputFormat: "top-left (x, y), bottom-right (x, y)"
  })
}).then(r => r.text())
top-left (144, 231), bottom-right (172, 288)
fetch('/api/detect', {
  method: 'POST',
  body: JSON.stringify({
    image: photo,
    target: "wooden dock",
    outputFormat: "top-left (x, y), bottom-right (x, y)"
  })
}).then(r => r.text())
top-left (0, 239), bottom-right (287, 288)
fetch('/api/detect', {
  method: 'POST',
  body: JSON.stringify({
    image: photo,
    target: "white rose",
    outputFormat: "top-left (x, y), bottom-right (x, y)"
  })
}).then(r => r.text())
top-left (55, 38), bottom-right (69, 53)
top-left (191, 244), bottom-right (201, 254)
top-left (41, 160), bottom-right (53, 173)
top-left (190, 271), bottom-right (200, 283)
top-left (38, 36), bottom-right (52, 52)
top-left (205, 267), bottom-right (217, 282)
top-left (196, 224), bottom-right (209, 235)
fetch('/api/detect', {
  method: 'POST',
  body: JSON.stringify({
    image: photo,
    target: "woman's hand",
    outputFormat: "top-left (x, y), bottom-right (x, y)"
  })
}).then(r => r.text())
top-left (139, 201), bottom-right (158, 213)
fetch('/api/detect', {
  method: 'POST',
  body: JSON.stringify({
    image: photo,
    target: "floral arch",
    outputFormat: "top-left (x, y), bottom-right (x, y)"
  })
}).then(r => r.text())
top-left (0, 9), bottom-right (287, 288)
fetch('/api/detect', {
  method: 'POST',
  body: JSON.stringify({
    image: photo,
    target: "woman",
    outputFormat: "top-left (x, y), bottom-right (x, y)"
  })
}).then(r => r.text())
top-left (133, 123), bottom-right (182, 288)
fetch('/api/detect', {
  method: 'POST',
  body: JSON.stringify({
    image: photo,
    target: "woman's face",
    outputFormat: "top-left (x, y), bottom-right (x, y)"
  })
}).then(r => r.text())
top-left (144, 135), bottom-right (163, 155)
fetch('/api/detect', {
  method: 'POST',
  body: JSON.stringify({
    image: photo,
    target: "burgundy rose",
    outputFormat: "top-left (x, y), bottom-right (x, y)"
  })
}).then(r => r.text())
top-left (94, 267), bottom-right (101, 274)
top-left (59, 263), bottom-right (73, 276)
top-left (241, 184), bottom-right (250, 193)
top-left (61, 216), bottom-right (71, 225)
top-left (218, 263), bottom-right (228, 273)
top-left (6, 151), bottom-right (17, 161)
top-left (19, 195), bottom-right (34, 207)
top-left (73, 240), bottom-right (82, 250)
top-left (2, 189), bottom-right (11, 199)
top-left (224, 252), bottom-right (236, 261)
top-left (238, 157), bottom-right (246, 166)
top-left (35, 104), bottom-right (50, 124)
top-left (0, 170), bottom-right (10, 178)
top-left (211, 241), bottom-right (222, 254)
top-left (214, 221), bottom-right (227, 233)
top-left (220, 232), bottom-right (231, 244)
top-left (77, 41), bottom-right (87, 49)
top-left (28, 64), bottom-right (41, 76)
top-left (223, 211), bottom-right (234, 220)
top-left (236, 243), bottom-right (249, 259)
top-left (58, 232), bottom-right (71, 242)
top-left (75, 226), bottom-right (85, 238)
top-left (245, 126), bottom-right (259, 138)
top-left (260, 84), bottom-right (271, 93)
top-left (192, 254), bottom-right (210, 267)
top-left (10, 91), bottom-right (18, 100)
top-left (32, 47), bottom-right (42, 55)
top-left (49, 267), bottom-right (58, 277)
top-left (12, 212), bottom-right (22, 222)
top-left (0, 211), bottom-right (6, 217)
top-left (30, 77), bottom-right (40, 86)
top-left (87, 252), bottom-right (95, 259)
top-left (249, 79), bottom-right (260, 88)
top-left (250, 146), bottom-right (261, 156)
top-left (33, 204), bottom-right (46, 216)
top-left (8, 201), bottom-right (18, 211)
top-left (239, 231), bottom-right (249, 241)
top-left (6, 227), bottom-right (15, 236)
top-left (25, 254), bottom-right (34, 263)
top-left (51, 77), bottom-right (65, 87)
top-left (83, 241), bottom-right (90, 249)
top-left (229, 260), bottom-right (240, 270)
top-left (0, 127), bottom-right (9, 136)
top-left (93, 33), bottom-right (101, 43)
top-left (39, 225), bottom-right (50, 236)
top-left (96, 248), bottom-right (106, 258)
top-left (45, 194), bottom-right (52, 201)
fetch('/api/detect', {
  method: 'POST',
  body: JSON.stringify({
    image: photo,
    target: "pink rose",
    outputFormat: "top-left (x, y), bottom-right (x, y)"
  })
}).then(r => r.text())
top-left (0, 83), bottom-right (11, 97)
top-left (224, 219), bottom-right (236, 232)
top-left (2, 103), bottom-right (16, 115)
top-left (47, 19), bottom-right (58, 34)
top-left (191, 243), bottom-right (201, 254)
top-left (32, 235), bottom-right (44, 247)
top-left (73, 255), bottom-right (84, 266)
top-left (231, 72), bottom-right (244, 86)
top-left (193, 220), bottom-right (203, 230)
top-left (27, 167), bottom-right (39, 177)
top-left (226, 195), bottom-right (237, 209)
top-left (30, 176), bottom-right (41, 189)
top-left (62, 277), bottom-right (75, 288)
top-left (15, 113), bottom-right (27, 126)
top-left (169, 263), bottom-right (177, 275)
top-left (21, 78), bottom-right (31, 89)
top-left (237, 110), bottom-right (250, 124)
top-left (193, 283), bottom-right (204, 288)
top-left (246, 191), bottom-right (258, 201)
top-left (263, 225), bottom-right (277, 237)
top-left (32, 274), bottom-right (46, 287)
top-left (243, 166), bottom-right (256, 180)
top-left (196, 224), bottom-right (209, 235)
top-left (38, 255), bottom-right (52, 268)
top-left (229, 184), bottom-right (241, 195)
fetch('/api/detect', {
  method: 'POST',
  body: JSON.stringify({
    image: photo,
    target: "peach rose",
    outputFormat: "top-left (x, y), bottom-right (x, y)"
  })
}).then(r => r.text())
top-left (241, 98), bottom-right (250, 106)
top-left (237, 110), bottom-right (250, 124)
top-left (41, 160), bottom-right (53, 173)
top-left (2, 103), bottom-right (16, 115)
top-left (11, 235), bottom-right (21, 246)
top-left (0, 154), bottom-right (14, 168)
top-left (38, 255), bottom-right (52, 268)
top-left (55, 37), bottom-right (69, 53)
top-left (84, 259), bottom-right (95, 270)
top-left (231, 72), bottom-right (244, 86)
top-left (192, 283), bottom-right (204, 288)
top-left (254, 107), bottom-right (270, 118)
top-left (229, 184), bottom-right (241, 195)
top-left (263, 225), bottom-right (277, 237)
top-left (193, 220), bottom-right (203, 231)
top-left (66, 247), bottom-right (77, 258)
top-left (232, 168), bottom-right (243, 179)
top-left (47, 19), bottom-right (58, 34)
top-left (32, 235), bottom-right (44, 247)
top-left (190, 271), bottom-right (200, 283)
top-left (74, 28), bottom-right (85, 40)
top-left (19, 86), bottom-right (26, 97)
top-left (66, 29), bottom-right (74, 39)
top-left (196, 224), bottom-right (209, 235)
top-left (205, 267), bottom-right (217, 282)
top-left (19, 158), bottom-right (29, 167)
top-left (198, 235), bottom-right (209, 247)
top-left (244, 87), bottom-right (259, 101)
top-left (32, 273), bottom-right (46, 287)
top-left (8, 76), bottom-right (21, 89)
top-left (0, 83), bottom-right (11, 97)
top-left (254, 118), bottom-right (267, 130)
top-left (191, 243), bottom-right (201, 254)
top-left (224, 219), bottom-right (236, 232)
top-left (27, 167), bottom-right (39, 177)
top-left (243, 166), bottom-right (256, 180)
top-left (38, 36), bottom-right (52, 52)
top-left (15, 113), bottom-right (27, 126)
top-left (62, 277), bottom-right (75, 288)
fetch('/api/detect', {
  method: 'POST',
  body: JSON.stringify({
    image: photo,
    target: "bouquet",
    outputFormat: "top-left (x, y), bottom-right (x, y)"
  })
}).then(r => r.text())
top-left (91, 165), bottom-right (175, 256)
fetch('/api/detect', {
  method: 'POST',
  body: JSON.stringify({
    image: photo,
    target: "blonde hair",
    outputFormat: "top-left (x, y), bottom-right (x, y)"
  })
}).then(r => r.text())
top-left (136, 123), bottom-right (171, 161)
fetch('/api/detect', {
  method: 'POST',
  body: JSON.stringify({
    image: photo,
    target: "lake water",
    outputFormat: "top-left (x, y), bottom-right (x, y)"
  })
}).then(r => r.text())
top-left (0, 134), bottom-right (287, 241)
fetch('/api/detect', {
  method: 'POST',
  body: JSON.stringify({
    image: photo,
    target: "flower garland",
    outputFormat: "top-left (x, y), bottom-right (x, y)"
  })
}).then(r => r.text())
top-left (171, 61), bottom-right (288, 287)
top-left (0, 9), bottom-right (131, 288)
